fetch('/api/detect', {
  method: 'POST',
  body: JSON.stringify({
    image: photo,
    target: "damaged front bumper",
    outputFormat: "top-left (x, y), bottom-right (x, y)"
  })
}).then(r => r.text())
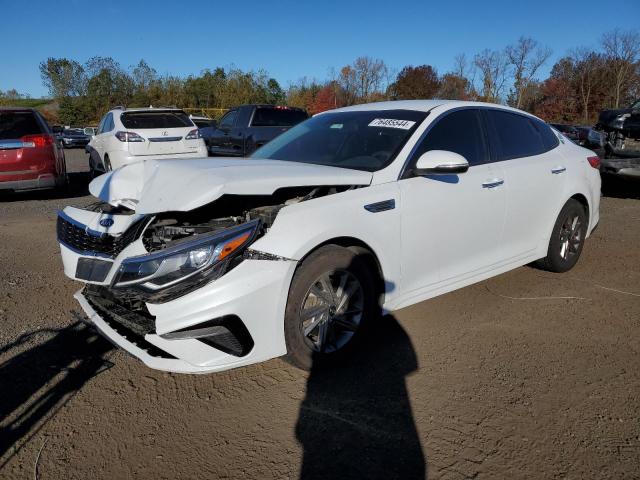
top-left (59, 206), bottom-right (297, 373)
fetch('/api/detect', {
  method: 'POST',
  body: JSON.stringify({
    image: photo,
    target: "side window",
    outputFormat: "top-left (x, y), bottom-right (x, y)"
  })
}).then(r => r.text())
top-left (97, 115), bottom-right (107, 134)
top-left (219, 110), bottom-right (237, 129)
top-left (532, 119), bottom-right (560, 151)
top-left (411, 109), bottom-right (486, 167)
top-left (104, 113), bottom-right (114, 132)
top-left (487, 110), bottom-right (546, 160)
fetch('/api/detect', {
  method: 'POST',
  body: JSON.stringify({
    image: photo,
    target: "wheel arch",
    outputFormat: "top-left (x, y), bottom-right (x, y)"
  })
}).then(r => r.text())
top-left (569, 192), bottom-right (590, 223)
top-left (296, 236), bottom-right (387, 307)
top-left (543, 191), bottom-right (592, 250)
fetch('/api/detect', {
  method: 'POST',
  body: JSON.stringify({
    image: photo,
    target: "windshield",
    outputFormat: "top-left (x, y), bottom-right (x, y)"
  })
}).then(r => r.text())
top-left (251, 109), bottom-right (427, 172)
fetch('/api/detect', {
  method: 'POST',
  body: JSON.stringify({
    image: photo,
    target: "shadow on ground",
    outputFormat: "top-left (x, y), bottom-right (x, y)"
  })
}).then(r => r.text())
top-left (0, 172), bottom-right (91, 203)
top-left (0, 321), bottom-right (113, 463)
top-left (296, 315), bottom-right (426, 480)
top-left (601, 173), bottom-right (640, 200)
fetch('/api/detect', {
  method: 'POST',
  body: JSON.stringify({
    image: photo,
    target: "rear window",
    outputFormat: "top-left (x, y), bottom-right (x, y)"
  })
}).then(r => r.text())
top-left (192, 119), bottom-right (212, 129)
top-left (120, 111), bottom-right (193, 129)
top-left (250, 107), bottom-right (308, 127)
top-left (0, 111), bottom-right (44, 139)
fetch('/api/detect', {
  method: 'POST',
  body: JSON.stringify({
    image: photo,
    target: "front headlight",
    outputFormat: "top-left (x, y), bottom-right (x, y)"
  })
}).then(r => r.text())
top-left (113, 219), bottom-right (259, 291)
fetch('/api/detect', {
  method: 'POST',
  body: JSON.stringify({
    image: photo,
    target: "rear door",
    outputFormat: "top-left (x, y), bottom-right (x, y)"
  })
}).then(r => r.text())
top-left (483, 109), bottom-right (565, 259)
top-left (121, 110), bottom-right (200, 156)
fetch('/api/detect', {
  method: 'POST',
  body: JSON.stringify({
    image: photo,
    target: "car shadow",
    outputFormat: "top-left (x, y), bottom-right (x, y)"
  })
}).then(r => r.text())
top-left (295, 314), bottom-right (426, 480)
top-left (0, 172), bottom-right (91, 203)
top-left (0, 320), bottom-right (113, 463)
top-left (601, 173), bottom-right (640, 200)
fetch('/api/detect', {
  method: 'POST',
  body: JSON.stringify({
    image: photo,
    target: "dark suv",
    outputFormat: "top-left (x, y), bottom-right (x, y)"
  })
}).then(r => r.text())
top-left (0, 108), bottom-right (66, 191)
top-left (201, 104), bottom-right (308, 157)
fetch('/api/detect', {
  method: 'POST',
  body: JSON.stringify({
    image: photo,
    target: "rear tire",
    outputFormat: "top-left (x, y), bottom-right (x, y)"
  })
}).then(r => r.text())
top-left (535, 199), bottom-right (587, 273)
top-left (284, 245), bottom-right (378, 371)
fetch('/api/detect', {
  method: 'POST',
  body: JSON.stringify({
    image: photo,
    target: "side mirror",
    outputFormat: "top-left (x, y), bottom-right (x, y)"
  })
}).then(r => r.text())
top-left (52, 125), bottom-right (63, 134)
top-left (414, 150), bottom-right (469, 175)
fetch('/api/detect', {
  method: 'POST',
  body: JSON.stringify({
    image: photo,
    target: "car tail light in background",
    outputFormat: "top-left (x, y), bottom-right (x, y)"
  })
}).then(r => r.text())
top-left (21, 134), bottom-right (54, 148)
top-left (587, 156), bottom-right (601, 169)
top-left (115, 131), bottom-right (145, 142)
top-left (185, 129), bottom-right (201, 140)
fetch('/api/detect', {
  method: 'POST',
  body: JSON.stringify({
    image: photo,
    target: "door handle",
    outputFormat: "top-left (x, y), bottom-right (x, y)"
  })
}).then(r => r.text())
top-left (482, 179), bottom-right (504, 189)
top-left (551, 166), bottom-right (566, 174)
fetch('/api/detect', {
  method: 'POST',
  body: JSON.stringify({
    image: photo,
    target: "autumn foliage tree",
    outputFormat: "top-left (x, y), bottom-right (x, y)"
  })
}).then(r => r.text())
top-left (388, 65), bottom-right (440, 100)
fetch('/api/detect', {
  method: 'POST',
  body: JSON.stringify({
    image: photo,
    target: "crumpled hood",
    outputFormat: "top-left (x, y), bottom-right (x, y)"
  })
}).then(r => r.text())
top-left (89, 157), bottom-right (372, 214)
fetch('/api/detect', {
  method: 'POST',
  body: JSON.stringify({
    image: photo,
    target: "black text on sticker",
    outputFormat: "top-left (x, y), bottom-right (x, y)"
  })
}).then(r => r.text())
top-left (368, 118), bottom-right (416, 130)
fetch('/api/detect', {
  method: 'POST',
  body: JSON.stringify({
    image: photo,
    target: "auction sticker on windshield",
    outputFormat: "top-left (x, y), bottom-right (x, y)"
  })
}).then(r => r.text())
top-left (368, 118), bottom-right (416, 129)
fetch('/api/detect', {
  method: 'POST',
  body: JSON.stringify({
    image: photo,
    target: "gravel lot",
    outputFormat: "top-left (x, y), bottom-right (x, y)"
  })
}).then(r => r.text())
top-left (1, 149), bottom-right (639, 479)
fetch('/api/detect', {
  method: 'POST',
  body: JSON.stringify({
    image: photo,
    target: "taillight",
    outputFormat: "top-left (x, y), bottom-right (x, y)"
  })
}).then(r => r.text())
top-left (21, 134), bottom-right (54, 148)
top-left (115, 131), bottom-right (145, 142)
top-left (587, 156), bottom-right (601, 169)
top-left (185, 129), bottom-right (201, 140)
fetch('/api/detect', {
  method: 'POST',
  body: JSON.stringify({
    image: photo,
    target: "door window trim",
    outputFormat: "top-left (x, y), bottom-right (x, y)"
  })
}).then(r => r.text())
top-left (400, 107), bottom-right (489, 179)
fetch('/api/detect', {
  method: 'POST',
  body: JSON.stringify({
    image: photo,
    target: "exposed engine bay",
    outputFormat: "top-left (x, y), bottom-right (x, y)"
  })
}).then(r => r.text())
top-left (140, 185), bottom-right (352, 252)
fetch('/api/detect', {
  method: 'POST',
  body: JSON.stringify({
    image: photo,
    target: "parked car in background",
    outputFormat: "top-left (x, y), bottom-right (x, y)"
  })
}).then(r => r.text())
top-left (201, 104), bottom-right (308, 157)
top-left (0, 107), bottom-right (66, 191)
top-left (87, 107), bottom-right (207, 176)
top-left (83, 126), bottom-right (97, 137)
top-left (595, 99), bottom-right (640, 158)
top-left (189, 115), bottom-right (213, 129)
top-left (57, 100), bottom-right (600, 374)
top-left (574, 126), bottom-right (604, 151)
top-left (595, 100), bottom-right (640, 179)
top-left (550, 123), bottom-right (580, 144)
top-left (61, 127), bottom-right (91, 148)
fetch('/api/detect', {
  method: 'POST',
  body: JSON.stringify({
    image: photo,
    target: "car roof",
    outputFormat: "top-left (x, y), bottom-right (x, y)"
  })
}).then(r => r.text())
top-left (0, 107), bottom-right (37, 112)
top-left (115, 107), bottom-right (184, 112)
top-left (325, 100), bottom-right (539, 117)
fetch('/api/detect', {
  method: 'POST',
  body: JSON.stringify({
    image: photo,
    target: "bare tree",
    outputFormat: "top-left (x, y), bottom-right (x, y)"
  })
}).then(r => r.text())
top-left (505, 37), bottom-right (552, 108)
top-left (601, 29), bottom-right (640, 107)
top-left (352, 56), bottom-right (388, 102)
top-left (473, 49), bottom-right (508, 102)
top-left (571, 48), bottom-right (606, 123)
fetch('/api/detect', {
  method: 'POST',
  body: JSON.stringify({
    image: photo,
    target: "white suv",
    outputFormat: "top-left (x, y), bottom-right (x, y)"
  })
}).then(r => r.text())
top-left (87, 107), bottom-right (207, 174)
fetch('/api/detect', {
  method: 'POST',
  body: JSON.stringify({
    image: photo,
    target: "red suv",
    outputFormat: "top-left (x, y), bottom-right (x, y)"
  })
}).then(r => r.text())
top-left (0, 108), bottom-right (66, 191)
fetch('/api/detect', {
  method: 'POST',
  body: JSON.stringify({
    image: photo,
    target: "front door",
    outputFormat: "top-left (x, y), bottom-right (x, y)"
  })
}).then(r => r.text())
top-left (399, 109), bottom-right (507, 298)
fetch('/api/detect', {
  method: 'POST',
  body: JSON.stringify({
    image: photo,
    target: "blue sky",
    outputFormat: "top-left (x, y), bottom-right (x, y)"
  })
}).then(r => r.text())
top-left (2, 0), bottom-right (638, 97)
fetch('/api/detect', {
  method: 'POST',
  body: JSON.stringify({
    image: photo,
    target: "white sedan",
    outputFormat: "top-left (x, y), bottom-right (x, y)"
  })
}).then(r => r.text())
top-left (56, 100), bottom-right (601, 373)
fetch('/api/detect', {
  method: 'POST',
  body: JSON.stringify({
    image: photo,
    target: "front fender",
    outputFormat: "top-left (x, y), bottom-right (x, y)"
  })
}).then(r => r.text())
top-left (250, 183), bottom-right (402, 302)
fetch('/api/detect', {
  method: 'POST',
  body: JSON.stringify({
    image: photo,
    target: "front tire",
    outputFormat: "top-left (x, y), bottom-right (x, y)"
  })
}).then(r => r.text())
top-left (536, 199), bottom-right (587, 273)
top-left (284, 245), bottom-right (377, 371)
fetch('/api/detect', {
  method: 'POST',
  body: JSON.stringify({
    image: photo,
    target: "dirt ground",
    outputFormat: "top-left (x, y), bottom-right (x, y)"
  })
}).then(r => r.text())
top-left (1, 149), bottom-right (639, 479)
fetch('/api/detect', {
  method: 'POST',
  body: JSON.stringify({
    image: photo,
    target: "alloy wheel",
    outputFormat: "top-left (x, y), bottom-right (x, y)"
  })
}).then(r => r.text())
top-left (299, 269), bottom-right (364, 353)
top-left (559, 214), bottom-right (582, 260)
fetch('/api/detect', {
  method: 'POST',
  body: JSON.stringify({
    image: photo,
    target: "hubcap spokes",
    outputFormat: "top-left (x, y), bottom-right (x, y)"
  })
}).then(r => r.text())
top-left (300, 270), bottom-right (364, 353)
top-left (559, 215), bottom-right (582, 260)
